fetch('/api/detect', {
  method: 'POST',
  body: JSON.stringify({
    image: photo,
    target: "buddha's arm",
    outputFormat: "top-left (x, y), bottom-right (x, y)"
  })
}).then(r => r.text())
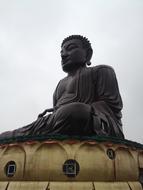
top-left (91, 65), bottom-right (123, 116)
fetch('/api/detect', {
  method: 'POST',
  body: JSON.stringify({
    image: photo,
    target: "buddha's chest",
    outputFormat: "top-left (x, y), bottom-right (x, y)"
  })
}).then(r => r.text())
top-left (60, 76), bottom-right (77, 95)
top-left (56, 68), bottom-right (94, 102)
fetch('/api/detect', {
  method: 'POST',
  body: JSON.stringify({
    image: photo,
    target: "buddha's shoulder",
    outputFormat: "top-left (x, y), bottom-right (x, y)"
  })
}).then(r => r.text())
top-left (57, 76), bottom-right (69, 86)
top-left (91, 64), bottom-right (114, 72)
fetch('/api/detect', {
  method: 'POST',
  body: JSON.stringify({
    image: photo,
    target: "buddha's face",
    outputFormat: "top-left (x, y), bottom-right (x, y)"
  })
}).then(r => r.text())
top-left (61, 39), bottom-right (87, 73)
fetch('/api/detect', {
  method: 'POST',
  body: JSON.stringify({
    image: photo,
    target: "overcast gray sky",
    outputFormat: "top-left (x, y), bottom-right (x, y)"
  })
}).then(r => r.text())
top-left (0, 0), bottom-right (143, 143)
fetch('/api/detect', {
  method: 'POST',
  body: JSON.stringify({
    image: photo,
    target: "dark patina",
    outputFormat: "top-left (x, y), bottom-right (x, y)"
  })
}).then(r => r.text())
top-left (0, 35), bottom-right (124, 139)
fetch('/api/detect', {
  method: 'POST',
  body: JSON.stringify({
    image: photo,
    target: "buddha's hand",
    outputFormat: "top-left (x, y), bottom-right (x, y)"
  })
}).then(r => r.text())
top-left (38, 108), bottom-right (54, 118)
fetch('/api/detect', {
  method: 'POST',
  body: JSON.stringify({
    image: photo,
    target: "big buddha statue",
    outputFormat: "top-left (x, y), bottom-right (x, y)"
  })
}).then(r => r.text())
top-left (0, 35), bottom-right (124, 139)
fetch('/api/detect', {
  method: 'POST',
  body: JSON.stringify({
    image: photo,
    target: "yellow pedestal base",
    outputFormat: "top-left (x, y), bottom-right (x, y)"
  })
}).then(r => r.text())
top-left (0, 139), bottom-right (142, 189)
top-left (0, 181), bottom-right (142, 190)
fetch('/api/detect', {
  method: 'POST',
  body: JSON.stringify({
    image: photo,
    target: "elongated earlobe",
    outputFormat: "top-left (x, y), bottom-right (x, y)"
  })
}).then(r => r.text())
top-left (86, 48), bottom-right (93, 65)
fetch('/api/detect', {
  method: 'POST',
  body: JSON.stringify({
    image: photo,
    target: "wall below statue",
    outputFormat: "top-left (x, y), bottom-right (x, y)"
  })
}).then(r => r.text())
top-left (0, 139), bottom-right (143, 189)
top-left (0, 181), bottom-right (142, 190)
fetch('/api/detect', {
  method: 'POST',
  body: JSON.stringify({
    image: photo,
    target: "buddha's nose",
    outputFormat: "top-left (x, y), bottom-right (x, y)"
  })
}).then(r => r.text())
top-left (61, 51), bottom-right (69, 60)
top-left (61, 54), bottom-right (68, 60)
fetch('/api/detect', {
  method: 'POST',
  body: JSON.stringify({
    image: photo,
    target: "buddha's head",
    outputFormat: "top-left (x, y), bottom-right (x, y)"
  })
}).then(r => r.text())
top-left (61, 35), bottom-right (93, 73)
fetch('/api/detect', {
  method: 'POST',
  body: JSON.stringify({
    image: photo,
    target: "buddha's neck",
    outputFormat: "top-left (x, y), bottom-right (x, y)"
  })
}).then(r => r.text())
top-left (67, 66), bottom-right (85, 77)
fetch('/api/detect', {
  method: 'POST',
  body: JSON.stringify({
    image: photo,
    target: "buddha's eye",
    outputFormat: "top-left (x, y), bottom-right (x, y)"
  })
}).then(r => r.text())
top-left (67, 44), bottom-right (78, 51)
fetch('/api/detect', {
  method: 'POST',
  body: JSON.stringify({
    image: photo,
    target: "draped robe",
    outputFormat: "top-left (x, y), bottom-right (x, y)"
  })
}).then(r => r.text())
top-left (0, 65), bottom-right (124, 139)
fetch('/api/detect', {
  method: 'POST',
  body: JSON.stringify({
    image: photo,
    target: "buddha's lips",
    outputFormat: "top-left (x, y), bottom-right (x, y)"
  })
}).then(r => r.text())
top-left (61, 59), bottom-right (70, 66)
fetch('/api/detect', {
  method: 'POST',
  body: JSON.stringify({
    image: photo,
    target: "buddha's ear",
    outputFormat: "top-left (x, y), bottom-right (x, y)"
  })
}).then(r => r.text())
top-left (86, 48), bottom-right (93, 62)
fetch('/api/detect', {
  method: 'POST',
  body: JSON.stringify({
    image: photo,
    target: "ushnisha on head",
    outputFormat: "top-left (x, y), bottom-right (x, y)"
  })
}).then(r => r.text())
top-left (61, 35), bottom-right (93, 73)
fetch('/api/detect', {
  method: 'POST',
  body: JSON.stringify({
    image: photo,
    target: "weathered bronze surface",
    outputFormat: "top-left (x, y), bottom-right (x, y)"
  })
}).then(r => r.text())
top-left (0, 35), bottom-right (124, 138)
